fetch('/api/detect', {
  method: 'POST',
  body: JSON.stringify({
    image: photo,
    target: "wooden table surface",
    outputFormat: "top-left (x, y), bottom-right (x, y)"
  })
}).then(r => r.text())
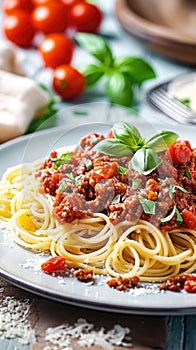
top-left (0, 1), bottom-right (196, 349)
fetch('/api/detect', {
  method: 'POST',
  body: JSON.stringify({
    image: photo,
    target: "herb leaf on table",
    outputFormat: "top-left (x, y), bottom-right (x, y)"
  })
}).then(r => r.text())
top-left (105, 72), bottom-right (134, 107)
top-left (113, 56), bottom-right (156, 84)
top-left (76, 33), bottom-right (156, 107)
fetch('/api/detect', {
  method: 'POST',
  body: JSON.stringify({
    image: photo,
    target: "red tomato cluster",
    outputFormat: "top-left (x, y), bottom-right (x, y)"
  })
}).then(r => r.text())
top-left (2, 0), bottom-right (102, 43)
top-left (2, 0), bottom-right (103, 100)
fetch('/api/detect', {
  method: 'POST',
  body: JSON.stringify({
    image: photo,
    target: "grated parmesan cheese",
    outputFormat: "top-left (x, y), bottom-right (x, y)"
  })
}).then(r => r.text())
top-left (0, 296), bottom-right (36, 345)
top-left (44, 318), bottom-right (132, 350)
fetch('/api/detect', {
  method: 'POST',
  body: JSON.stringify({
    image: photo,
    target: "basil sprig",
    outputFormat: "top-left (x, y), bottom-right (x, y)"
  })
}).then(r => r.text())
top-left (94, 122), bottom-right (179, 175)
top-left (76, 33), bottom-right (156, 107)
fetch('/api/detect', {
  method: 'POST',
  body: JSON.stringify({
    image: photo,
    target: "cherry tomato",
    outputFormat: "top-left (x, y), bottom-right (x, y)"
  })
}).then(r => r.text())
top-left (32, 0), bottom-right (54, 5)
top-left (3, 11), bottom-right (36, 48)
top-left (68, 1), bottom-right (102, 33)
top-left (31, 1), bottom-right (67, 34)
top-left (181, 209), bottom-right (196, 229)
top-left (41, 256), bottom-right (66, 273)
top-left (167, 140), bottom-right (192, 165)
top-left (2, 0), bottom-right (34, 14)
top-left (61, 0), bottom-right (83, 10)
top-left (52, 64), bottom-right (85, 100)
top-left (39, 33), bottom-right (74, 68)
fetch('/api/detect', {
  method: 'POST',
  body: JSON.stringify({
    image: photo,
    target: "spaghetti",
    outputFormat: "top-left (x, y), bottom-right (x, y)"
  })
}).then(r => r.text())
top-left (0, 126), bottom-right (196, 282)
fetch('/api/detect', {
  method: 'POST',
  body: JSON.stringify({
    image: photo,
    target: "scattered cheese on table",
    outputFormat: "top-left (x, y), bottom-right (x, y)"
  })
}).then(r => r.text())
top-left (0, 296), bottom-right (36, 344)
top-left (44, 318), bottom-right (132, 350)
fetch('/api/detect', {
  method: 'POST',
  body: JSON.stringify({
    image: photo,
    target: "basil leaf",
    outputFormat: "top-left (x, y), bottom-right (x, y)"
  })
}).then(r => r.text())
top-left (145, 131), bottom-right (179, 152)
top-left (84, 160), bottom-right (93, 170)
top-left (66, 174), bottom-right (82, 183)
top-left (75, 175), bottom-right (83, 182)
top-left (76, 33), bottom-right (113, 66)
top-left (111, 194), bottom-right (121, 205)
top-left (114, 57), bottom-right (156, 84)
top-left (118, 165), bottom-right (128, 175)
top-left (184, 166), bottom-right (191, 180)
top-left (66, 173), bottom-right (75, 181)
top-left (26, 105), bottom-right (57, 133)
top-left (169, 184), bottom-right (187, 198)
top-left (105, 72), bottom-right (134, 107)
top-left (160, 205), bottom-right (176, 223)
top-left (73, 110), bottom-right (88, 116)
top-left (113, 122), bottom-right (143, 149)
top-left (175, 208), bottom-right (183, 226)
top-left (94, 139), bottom-right (133, 157)
top-left (38, 82), bottom-right (60, 104)
top-left (176, 98), bottom-right (191, 108)
top-left (130, 148), bottom-right (161, 175)
top-left (138, 196), bottom-right (156, 214)
top-left (53, 153), bottom-right (72, 170)
top-left (57, 183), bottom-right (68, 192)
top-left (160, 206), bottom-right (183, 225)
top-left (91, 138), bottom-right (100, 146)
top-left (81, 64), bottom-right (104, 87)
top-left (132, 179), bottom-right (139, 190)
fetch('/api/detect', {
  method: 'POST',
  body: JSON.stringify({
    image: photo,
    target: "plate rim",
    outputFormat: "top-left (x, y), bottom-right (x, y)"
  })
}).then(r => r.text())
top-left (0, 121), bottom-right (196, 315)
top-left (1, 269), bottom-right (196, 315)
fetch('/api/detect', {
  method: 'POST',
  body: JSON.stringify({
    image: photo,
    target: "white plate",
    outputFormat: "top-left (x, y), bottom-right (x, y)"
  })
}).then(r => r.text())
top-left (0, 121), bottom-right (196, 315)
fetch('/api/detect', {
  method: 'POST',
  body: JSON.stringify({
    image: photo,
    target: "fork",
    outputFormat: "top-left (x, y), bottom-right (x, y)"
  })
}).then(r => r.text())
top-left (147, 87), bottom-right (196, 124)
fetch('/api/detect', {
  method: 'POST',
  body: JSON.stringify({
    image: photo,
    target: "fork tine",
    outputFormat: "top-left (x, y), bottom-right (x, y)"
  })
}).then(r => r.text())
top-left (151, 89), bottom-right (193, 118)
top-left (150, 94), bottom-right (190, 121)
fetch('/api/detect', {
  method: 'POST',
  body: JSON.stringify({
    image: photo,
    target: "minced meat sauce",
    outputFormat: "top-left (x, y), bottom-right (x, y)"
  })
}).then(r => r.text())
top-left (37, 132), bottom-right (196, 231)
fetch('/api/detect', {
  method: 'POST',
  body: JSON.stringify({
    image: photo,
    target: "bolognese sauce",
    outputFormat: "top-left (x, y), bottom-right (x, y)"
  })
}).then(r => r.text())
top-left (38, 133), bottom-right (196, 231)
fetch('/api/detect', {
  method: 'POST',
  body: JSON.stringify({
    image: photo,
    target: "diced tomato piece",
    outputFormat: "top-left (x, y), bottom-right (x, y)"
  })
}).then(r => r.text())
top-left (106, 129), bottom-right (114, 138)
top-left (41, 256), bottom-right (65, 273)
top-left (167, 141), bottom-right (192, 165)
top-left (181, 209), bottom-right (196, 229)
top-left (90, 173), bottom-right (104, 184)
top-left (71, 156), bottom-right (78, 166)
top-left (94, 162), bottom-right (118, 179)
top-left (50, 151), bottom-right (58, 158)
top-left (190, 170), bottom-right (196, 180)
top-left (184, 279), bottom-right (196, 293)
